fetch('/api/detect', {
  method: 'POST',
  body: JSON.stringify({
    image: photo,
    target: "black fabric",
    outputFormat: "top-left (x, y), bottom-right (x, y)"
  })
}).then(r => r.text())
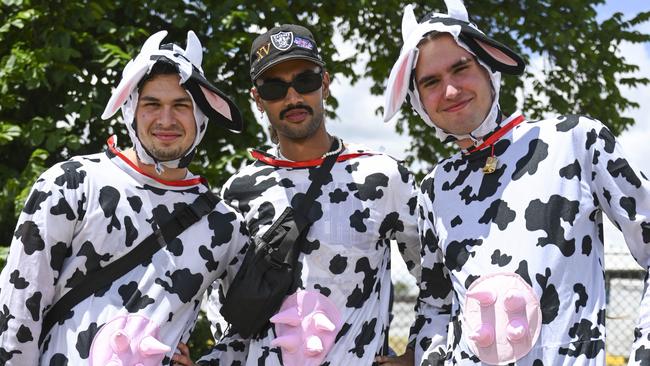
top-left (38, 190), bottom-right (220, 346)
top-left (220, 141), bottom-right (340, 339)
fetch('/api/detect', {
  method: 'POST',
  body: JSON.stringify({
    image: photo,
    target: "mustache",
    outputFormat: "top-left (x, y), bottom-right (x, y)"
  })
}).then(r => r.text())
top-left (279, 105), bottom-right (314, 120)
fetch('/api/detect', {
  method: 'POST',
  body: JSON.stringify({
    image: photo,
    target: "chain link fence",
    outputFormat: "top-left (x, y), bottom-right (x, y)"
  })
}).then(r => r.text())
top-left (388, 240), bottom-right (646, 363)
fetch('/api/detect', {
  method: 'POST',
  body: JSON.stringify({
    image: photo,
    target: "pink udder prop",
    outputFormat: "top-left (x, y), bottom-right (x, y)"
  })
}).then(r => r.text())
top-left (270, 290), bottom-right (342, 366)
top-left (463, 273), bottom-right (541, 365)
top-left (89, 314), bottom-right (171, 366)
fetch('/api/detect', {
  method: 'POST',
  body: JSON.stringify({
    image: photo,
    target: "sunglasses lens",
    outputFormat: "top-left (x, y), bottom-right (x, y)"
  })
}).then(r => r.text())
top-left (257, 81), bottom-right (288, 101)
top-left (257, 70), bottom-right (323, 100)
top-left (293, 72), bottom-right (323, 94)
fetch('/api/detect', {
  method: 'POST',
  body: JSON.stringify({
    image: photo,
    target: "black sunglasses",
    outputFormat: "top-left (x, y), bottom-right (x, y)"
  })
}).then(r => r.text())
top-left (256, 69), bottom-right (323, 101)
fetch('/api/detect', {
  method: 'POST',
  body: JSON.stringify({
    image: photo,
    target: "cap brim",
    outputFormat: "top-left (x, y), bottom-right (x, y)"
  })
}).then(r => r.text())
top-left (252, 55), bottom-right (325, 80)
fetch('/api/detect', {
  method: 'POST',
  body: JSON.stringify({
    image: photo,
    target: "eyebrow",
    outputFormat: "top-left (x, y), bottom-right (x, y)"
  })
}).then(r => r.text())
top-left (139, 95), bottom-right (193, 103)
top-left (417, 56), bottom-right (473, 86)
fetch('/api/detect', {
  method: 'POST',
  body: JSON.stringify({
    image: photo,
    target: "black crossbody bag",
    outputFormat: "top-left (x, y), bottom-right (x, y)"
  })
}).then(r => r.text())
top-left (38, 190), bottom-right (220, 346)
top-left (220, 145), bottom-right (341, 339)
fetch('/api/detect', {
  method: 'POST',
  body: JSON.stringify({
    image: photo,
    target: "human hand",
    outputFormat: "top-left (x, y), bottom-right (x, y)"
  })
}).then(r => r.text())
top-left (171, 342), bottom-right (197, 366)
top-left (375, 348), bottom-right (415, 365)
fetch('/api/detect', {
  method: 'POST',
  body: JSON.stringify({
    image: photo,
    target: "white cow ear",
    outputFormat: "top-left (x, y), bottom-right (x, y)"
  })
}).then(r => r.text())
top-left (184, 30), bottom-right (203, 68)
top-left (444, 0), bottom-right (469, 22)
top-left (401, 4), bottom-right (418, 43)
top-left (383, 48), bottom-right (417, 122)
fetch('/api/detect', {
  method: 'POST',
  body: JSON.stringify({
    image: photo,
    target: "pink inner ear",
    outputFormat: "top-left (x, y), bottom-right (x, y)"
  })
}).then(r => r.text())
top-left (476, 40), bottom-right (519, 66)
top-left (391, 53), bottom-right (411, 113)
top-left (199, 85), bottom-right (232, 120)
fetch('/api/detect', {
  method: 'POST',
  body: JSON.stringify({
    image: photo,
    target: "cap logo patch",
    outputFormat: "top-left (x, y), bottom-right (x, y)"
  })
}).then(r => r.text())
top-left (294, 36), bottom-right (314, 50)
top-left (271, 31), bottom-right (294, 51)
top-left (256, 42), bottom-right (271, 61)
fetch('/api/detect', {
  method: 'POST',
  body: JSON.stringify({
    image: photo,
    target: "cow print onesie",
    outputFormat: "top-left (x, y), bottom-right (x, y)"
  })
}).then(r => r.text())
top-left (0, 138), bottom-right (249, 365)
top-left (199, 142), bottom-right (421, 365)
top-left (413, 112), bottom-right (650, 365)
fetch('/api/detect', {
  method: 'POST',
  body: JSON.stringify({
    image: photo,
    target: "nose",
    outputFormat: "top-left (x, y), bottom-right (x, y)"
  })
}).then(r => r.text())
top-left (444, 82), bottom-right (460, 99)
top-left (158, 106), bottom-right (176, 126)
top-left (284, 86), bottom-right (305, 104)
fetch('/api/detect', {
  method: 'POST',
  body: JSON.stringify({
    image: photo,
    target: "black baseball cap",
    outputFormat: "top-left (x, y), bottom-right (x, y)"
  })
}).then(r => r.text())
top-left (249, 24), bottom-right (325, 81)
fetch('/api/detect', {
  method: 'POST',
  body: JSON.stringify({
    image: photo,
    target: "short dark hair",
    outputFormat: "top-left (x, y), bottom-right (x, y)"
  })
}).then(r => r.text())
top-left (137, 60), bottom-right (179, 92)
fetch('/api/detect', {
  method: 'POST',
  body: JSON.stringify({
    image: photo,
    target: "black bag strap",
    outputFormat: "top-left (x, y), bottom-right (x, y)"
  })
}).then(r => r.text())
top-left (38, 190), bottom-right (220, 346)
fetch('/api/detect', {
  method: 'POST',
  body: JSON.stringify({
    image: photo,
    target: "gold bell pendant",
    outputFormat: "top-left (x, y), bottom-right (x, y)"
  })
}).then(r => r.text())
top-left (482, 156), bottom-right (498, 174)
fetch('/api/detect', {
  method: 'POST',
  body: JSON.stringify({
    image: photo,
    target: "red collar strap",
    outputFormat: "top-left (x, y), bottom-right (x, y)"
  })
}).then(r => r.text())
top-left (106, 136), bottom-right (207, 187)
top-left (250, 149), bottom-right (374, 168)
top-left (465, 114), bottom-right (526, 155)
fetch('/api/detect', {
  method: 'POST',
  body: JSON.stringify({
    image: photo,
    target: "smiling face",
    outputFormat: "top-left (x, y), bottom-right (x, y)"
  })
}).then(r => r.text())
top-left (252, 59), bottom-right (330, 144)
top-left (135, 74), bottom-right (197, 162)
top-left (415, 34), bottom-right (493, 137)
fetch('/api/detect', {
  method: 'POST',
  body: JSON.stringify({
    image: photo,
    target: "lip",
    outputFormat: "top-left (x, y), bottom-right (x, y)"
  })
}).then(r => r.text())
top-left (152, 132), bottom-right (182, 142)
top-left (442, 98), bottom-right (472, 113)
top-left (283, 109), bottom-right (309, 123)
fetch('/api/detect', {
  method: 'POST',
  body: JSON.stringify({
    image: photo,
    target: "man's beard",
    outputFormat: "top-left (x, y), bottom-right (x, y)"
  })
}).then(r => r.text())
top-left (271, 104), bottom-right (324, 141)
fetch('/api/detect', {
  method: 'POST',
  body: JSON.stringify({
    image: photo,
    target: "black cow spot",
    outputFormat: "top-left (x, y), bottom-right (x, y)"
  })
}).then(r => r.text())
top-left (515, 260), bottom-right (532, 286)
top-left (634, 346), bottom-right (650, 365)
top-left (582, 235), bottom-right (593, 255)
top-left (347, 173), bottom-right (389, 201)
top-left (155, 269), bottom-right (203, 303)
top-left (459, 162), bottom-right (507, 204)
top-left (407, 196), bottom-right (417, 215)
top-left (620, 196), bottom-right (637, 220)
top-left (76, 193), bottom-right (87, 221)
top-left (556, 114), bottom-right (580, 132)
top-left (49, 353), bottom-right (68, 366)
top-left (420, 264), bottom-right (452, 299)
top-left (329, 254), bottom-right (348, 274)
top-left (76, 322), bottom-right (100, 359)
top-left (602, 188), bottom-right (612, 206)
top-left (598, 127), bottom-right (616, 154)
top-left (14, 221), bottom-right (45, 254)
top-left (642, 222), bottom-right (650, 244)
top-left (592, 150), bottom-right (600, 165)
top-left (559, 160), bottom-right (582, 181)
top-left (329, 188), bottom-right (349, 204)
top-left (345, 161), bottom-right (360, 173)
top-left (249, 201), bottom-right (275, 235)
top-left (397, 163), bottom-right (411, 183)
top-left (127, 195), bottom-right (143, 213)
top-left (421, 229), bottom-right (439, 254)
top-left (9, 270), bottom-right (28, 289)
top-left (0, 305), bottom-right (15, 334)
top-left (585, 128), bottom-right (598, 150)
top-left (512, 138), bottom-right (549, 180)
top-left (379, 212), bottom-right (404, 238)
top-left (314, 284), bottom-right (331, 297)
top-left (77, 241), bottom-right (112, 272)
top-left (558, 319), bottom-right (604, 358)
top-left (99, 186), bottom-right (121, 233)
top-left (532, 360), bottom-right (544, 366)
top-left (574, 283), bottom-right (588, 313)
top-left (208, 210), bottom-right (236, 248)
top-left (50, 193), bottom-right (76, 220)
top-left (479, 199), bottom-right (516, 230)
top-left (445, 239), bottom-right (482, 271)
top-left (23, 189), bottom-right (52, 214)
top-left (348, 318), bottom-right (377, 358)
top-left (525, 195), bottom-right (579, 256)
top-left (302, 238), bottom-right (320, 254)
top-left (465, 274), bottom-right (479, 289)
top-left (490, 250), bottom-right (512, 267)
top-left (346, 258), bottom-right (378, 308)
top-left (607, 158), bottom-right (641, 188)
top-left (118, 282), bottom-right (155, 312)
top-left (536, 268), bottom-right (560, 324)
top-left (123, 216), bottom-right (138, 247)
top-left (50, 241), bottom-right (71, 274)
top-left (25, 291), bottom-right (42, 322)
top-left (199, 245), bottom-right (220, 271)
top-left (451, 216), bottom-right (462, 227)
top-left (138, 184), bottom-right (200, 196)
top-left (0, 348), bottom-right (21, 363)
top-left (54, 161), bottom-right (86, 189)
top-left (278, 178), bottom-right (295, 188)
top-left (349, 208), bottom-right (370, 232)
top-left (291, 193), bottom-right (323, 224)
top-left (164, 238), bottom-right (182, 256)
top-left (223, 167), bottom-right (278, 212)
top-left (16, 324), bottom-right (33, 343)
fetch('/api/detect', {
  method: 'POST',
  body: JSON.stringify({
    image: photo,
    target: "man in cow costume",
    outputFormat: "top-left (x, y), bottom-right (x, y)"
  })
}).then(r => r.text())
top-left (187, 24), bottom-right (421, 365)
top-left (382, 0), bottom-right (650, 365)
top-left (0, 30), bottom-right (248, 365)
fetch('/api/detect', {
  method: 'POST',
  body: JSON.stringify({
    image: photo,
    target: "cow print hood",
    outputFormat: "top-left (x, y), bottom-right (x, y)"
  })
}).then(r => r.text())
top-left (383, 0), bottom-right (525, 145)
top-left (101, 30), bottom-right (243, 173)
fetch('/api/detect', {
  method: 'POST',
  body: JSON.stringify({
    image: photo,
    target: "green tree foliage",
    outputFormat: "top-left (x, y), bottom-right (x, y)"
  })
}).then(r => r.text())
top-left (0, 0), bottom-right (648, 245)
